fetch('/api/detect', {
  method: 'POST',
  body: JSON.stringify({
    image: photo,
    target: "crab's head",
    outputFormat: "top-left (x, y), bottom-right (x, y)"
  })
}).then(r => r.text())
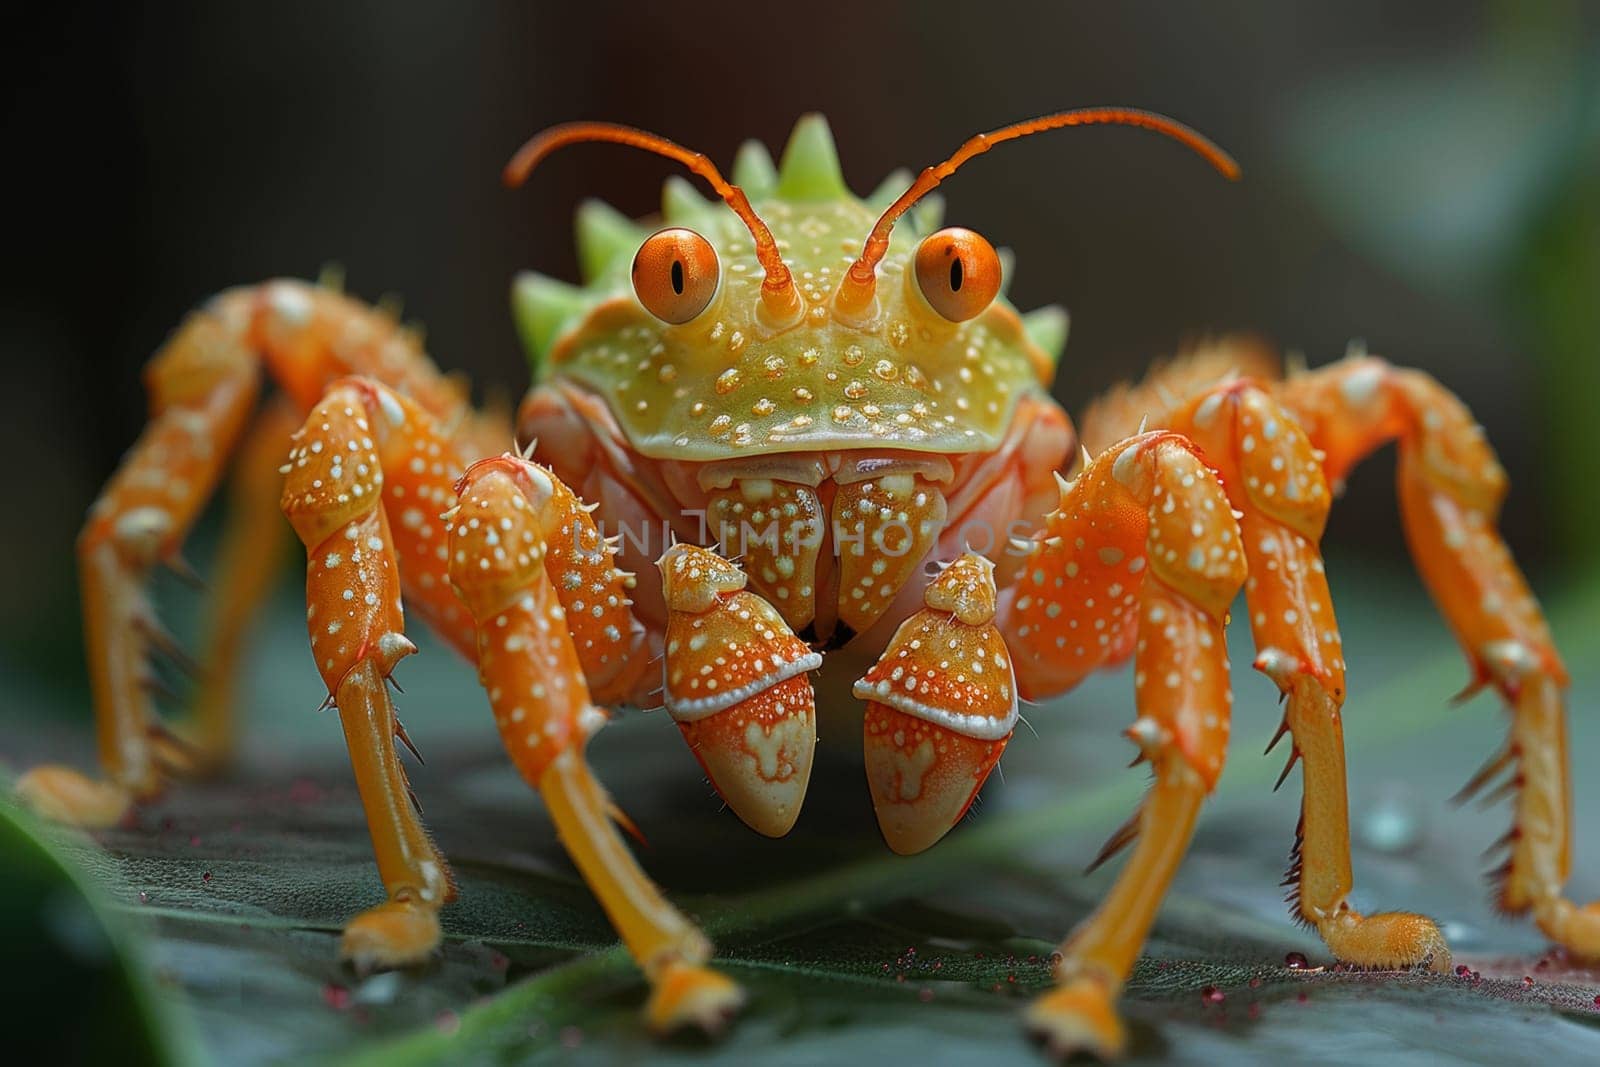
top-left (506, 111), bottom-right (1235, 461)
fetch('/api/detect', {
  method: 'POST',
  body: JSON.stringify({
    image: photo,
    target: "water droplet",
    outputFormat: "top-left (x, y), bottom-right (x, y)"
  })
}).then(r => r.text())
top-left (1358, 783), bottom-right (1424, 854)
top-left (1285, 952), bottom-right (1309, 969)
top-left (137, 891), bottom-right (149, 904)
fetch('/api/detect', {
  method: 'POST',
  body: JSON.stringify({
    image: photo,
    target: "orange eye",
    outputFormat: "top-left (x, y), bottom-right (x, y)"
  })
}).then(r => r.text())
top-left (631, 227), bottom-right (719, 324)
top-left (913, 227), bottom-right (1002, 322)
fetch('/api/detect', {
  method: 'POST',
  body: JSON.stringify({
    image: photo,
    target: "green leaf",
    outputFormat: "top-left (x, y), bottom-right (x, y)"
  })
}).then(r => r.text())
top-left (9, 567), bottom-right (1600, 1063)
top-left (0, 802), bottom-right (199, 1066)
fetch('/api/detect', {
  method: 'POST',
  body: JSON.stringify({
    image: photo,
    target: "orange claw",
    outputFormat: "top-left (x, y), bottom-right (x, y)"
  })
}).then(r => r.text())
top-left (658, 543), bottom-right (820, 838)
top-left (855, 552), bottom-right (1015, 854)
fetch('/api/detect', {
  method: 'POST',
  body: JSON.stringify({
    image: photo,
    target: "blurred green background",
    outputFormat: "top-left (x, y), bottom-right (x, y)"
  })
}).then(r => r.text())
top-left (1, 2), bottom-right (1597, 1063)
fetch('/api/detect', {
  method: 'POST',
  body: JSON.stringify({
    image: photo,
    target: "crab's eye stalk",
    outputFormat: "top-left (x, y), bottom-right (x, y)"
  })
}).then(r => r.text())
top-left (632, 227), bottom-right (719, 324)
top-left (913, 227), bottom-right (1002, 323)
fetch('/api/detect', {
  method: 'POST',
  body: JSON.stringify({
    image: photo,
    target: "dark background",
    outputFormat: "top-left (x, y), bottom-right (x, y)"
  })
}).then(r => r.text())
top-left (2, 1), bottom-right (1596, 695)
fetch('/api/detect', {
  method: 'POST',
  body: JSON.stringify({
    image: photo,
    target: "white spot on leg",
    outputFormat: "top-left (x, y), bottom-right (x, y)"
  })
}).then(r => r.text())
top-left (266, 282), bottom-right (313, 326)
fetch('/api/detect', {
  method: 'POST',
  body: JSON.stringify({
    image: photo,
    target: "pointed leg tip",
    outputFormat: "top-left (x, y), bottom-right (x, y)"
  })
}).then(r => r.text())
top-left (15, 765), bottom-right (135, 829)
top-left (339, 899), bottom-right (442, 972)
top-left (644, 962), bottom-right (745, 1036)
top-left (1024, 979), bottom-right (1127, 1060)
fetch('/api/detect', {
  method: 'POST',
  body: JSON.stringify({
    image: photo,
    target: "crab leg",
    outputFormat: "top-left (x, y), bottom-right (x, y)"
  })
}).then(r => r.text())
top-left (278, 377), bottom-right (508, 979)
top-left (1278, 356), bottom-right (1597, 953)
top-left (989, 432), bottom-right (1245, 1058)
top-left (279, 378), bottom-right (465, 969)
top-left (18, 279), bottom-right (495, 826)
top-left (182, 398), bottom-right (302, 771)
top-left (1168, 380), bottom-right (1450, 970)
top-left (18, 311), bottom-right (261, 825)
top-left (448, 457), bottom-right (740, 1033)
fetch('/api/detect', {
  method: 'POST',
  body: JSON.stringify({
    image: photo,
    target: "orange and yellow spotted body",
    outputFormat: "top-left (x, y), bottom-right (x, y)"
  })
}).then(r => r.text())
top-left (658, 544), bottom-right (821, 837)
top-left (855, 552), bottom-right (1017, 854)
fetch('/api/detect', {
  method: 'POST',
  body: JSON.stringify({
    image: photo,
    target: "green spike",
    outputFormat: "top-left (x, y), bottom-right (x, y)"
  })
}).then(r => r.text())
top-left (662, 175), bottom-right (710, 222)
top-left (731, 139), bottom-right (778, 194)
top-left (575, 199), bottom-right (644, 283)
top-left (996, 247), bottom-right (1015, 299)
top-left (316, 261), bottom-right (346, 292)
top-left (511, 271), bottom-right (587, 373)
top-left (1022, 305), bottom-right (1070, 364)
top-left (910, 193), bottom-right (944, 234)
top-left (776, 114), bottom-right (847, 201)
top-left (867, 168), bottom-right (912, 212)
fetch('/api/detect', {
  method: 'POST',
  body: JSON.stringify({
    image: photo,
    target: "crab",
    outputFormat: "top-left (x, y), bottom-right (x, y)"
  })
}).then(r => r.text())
top-left (17, 109), bottom-right (1595, 1057)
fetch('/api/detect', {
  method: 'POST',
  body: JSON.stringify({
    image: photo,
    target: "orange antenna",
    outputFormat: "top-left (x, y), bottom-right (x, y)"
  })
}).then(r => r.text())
top-left (506, 122), bottom-right (803, 327)
top-left (834, 108), bottom-right (1240, 321)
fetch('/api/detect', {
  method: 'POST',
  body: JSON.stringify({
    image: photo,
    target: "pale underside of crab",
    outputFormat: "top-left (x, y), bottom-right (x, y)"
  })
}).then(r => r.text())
top-left (17, 112), bottom-right (1594, 1058)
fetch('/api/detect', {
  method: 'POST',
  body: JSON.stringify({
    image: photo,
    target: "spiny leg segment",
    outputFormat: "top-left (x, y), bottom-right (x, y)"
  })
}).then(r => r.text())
top-left (1279, 354), bottom-right (1598, 954)
top-left (280, 378), bottom-right (465, 969)
top-left (1170, 378), bottom-right (1448, 971)
top-left (19, 311), bottom-right (262, 824)
top-left (18, 279), bottom-right (497, 825)
top-left (448, 458), bottom-right (742, 1032)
